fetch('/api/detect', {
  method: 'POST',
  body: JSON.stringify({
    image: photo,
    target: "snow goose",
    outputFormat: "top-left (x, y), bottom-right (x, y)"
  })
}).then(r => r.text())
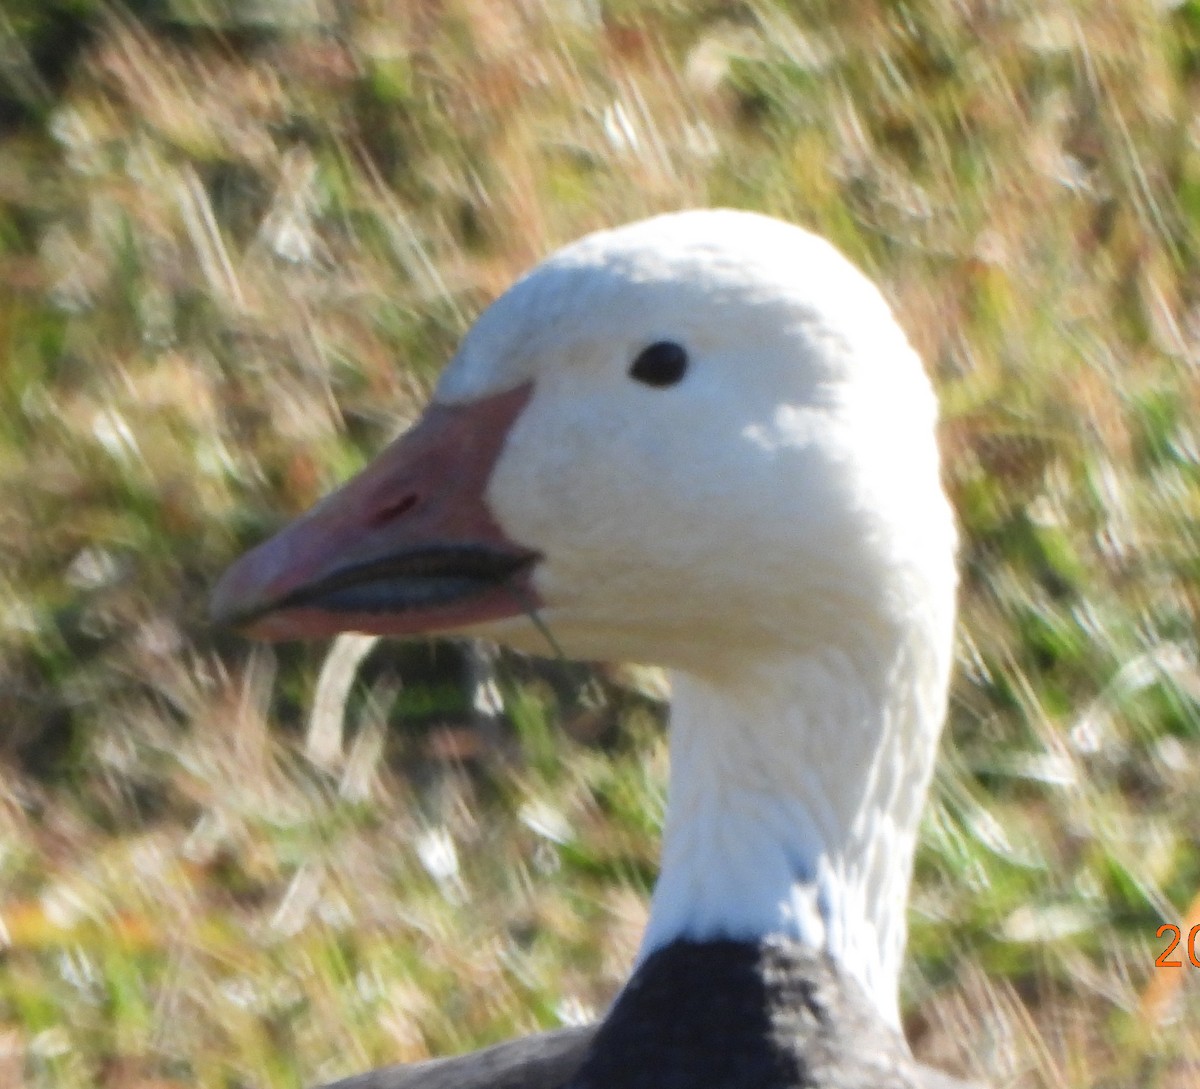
top-left (211, 209), bottom-right (973, 1089)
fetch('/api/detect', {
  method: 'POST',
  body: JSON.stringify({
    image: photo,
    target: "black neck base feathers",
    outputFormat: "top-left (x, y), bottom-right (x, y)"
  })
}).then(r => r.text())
top-left (317, 939), bottom-right (976, 1089)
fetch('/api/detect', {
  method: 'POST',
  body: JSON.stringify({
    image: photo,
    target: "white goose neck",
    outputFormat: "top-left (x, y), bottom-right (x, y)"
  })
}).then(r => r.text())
top-left (638, 632), bottom-right (950, 1029)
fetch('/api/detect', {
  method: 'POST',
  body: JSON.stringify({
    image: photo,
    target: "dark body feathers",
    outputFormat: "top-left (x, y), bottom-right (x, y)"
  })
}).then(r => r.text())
top-left (319, 939), bottom-right (976, 1089)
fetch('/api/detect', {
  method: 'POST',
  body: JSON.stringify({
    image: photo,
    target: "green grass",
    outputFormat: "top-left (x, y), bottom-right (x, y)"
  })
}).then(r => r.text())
top-left (4, 1), bottom-right (1200, 1085)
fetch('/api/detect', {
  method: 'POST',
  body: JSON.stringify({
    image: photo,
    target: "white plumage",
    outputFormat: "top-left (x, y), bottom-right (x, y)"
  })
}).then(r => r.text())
top-left (214, 209), bottom-right (967, 1088)
top-left (442, 210), bottom-right (957, 1026)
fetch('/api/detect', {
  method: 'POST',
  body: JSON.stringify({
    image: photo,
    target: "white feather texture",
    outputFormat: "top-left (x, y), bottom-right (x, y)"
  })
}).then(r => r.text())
top-left (437, 209), bottom-right (958, 1028)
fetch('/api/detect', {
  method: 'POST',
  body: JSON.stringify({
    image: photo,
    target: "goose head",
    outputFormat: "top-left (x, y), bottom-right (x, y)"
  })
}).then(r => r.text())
top-left (214, 210), bottom-right (953, 676)
top-left (212, 209), bottom-right (958, 1025)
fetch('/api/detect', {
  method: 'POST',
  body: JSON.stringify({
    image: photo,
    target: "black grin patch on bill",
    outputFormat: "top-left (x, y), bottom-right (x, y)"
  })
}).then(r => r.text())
top-left (234, 545), bottom-right (537, 626)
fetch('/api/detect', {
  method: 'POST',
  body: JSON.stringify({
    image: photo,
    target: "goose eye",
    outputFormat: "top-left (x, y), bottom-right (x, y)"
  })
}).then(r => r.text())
top-left (629, 341), bottom-right (688, 388)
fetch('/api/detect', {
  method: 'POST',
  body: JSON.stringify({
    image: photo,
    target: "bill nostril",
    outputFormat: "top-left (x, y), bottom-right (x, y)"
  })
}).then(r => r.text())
top-left (368, 493), bottom-right (419, 529)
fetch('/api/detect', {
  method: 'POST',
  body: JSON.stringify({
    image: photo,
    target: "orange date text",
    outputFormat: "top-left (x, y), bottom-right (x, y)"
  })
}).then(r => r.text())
top-left (1155, 924), bottom-right (1200, 968)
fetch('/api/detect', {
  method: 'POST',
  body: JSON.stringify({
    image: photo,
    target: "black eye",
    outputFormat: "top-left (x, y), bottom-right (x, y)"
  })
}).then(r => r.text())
top-left (629, 341), bottom-right (688, 388)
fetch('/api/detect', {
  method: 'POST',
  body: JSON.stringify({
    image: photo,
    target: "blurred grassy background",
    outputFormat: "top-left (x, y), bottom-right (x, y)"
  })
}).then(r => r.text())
top-left (3, 0), bottom-right (1200, 1086)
